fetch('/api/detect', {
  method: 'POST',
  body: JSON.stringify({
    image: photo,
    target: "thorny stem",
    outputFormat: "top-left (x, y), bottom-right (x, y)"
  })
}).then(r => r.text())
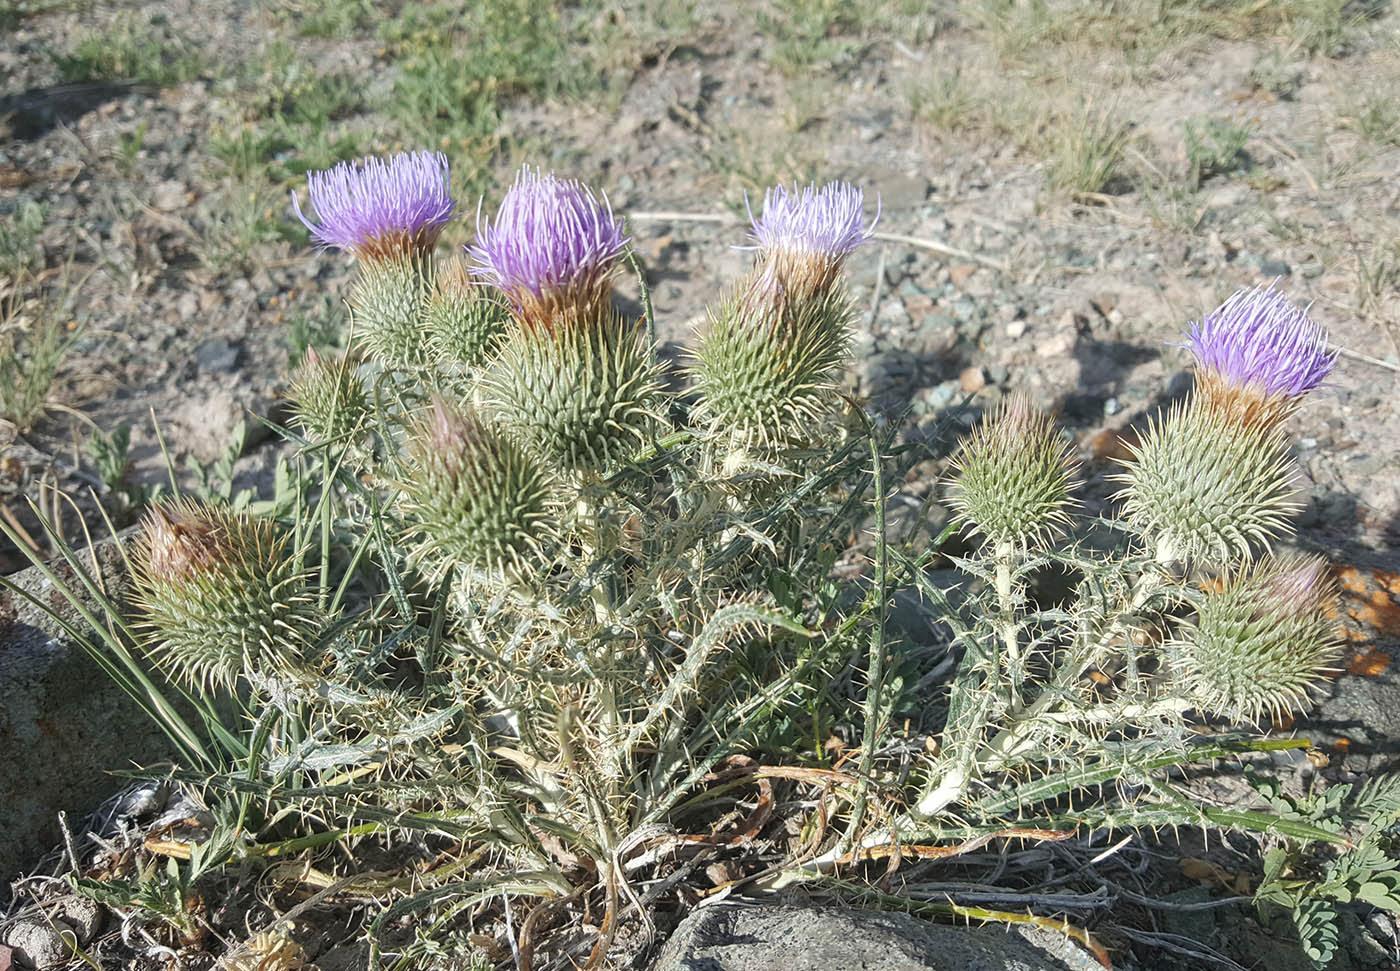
top-left (994, 539), bottom-right (1022, 713)
top-left (841, 436), bottom-right (890, 851)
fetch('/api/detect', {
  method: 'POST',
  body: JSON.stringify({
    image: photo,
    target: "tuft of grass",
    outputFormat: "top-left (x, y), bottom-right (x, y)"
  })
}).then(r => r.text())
top-left (1248, 50), bottom-right (1303, 100)
top-left (274, 0), bottom-right (376, 38)
top-left (758, 0), bottom-right (864, 75)
top-left (50, 14), bottom-right (205, 85)
top-left (1286, 0), bottom-right (1351, 57)
top-left (1356, 240), bottom-right (1400, 317)
top-left (0, 266), bottom-right (83, 435)
top-left (1184, 116), bottom-right (1252, 188)
top-left (1342, 91), bottom-right (1400, 146)
top-left (910, 68), bottom-right (982, 132)
top-left (0, 199), bottom-right (46, 279)
top-left (1044, 102), bottom-right (1132, 197)
top-left (197, 182), bottom-right (304, 276)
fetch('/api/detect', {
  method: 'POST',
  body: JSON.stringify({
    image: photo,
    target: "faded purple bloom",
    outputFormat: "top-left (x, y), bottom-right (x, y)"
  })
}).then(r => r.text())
top-left (468, 168), bottom-right (627, 313)
top-left (292, 151), bottom-right (455, 260)
top-left (1261, 555), bottom-right (1331, 609)
top-left (746, 181), bottom-right (877, 259)
top-left (1187, 285), bottom-right (1336, 399)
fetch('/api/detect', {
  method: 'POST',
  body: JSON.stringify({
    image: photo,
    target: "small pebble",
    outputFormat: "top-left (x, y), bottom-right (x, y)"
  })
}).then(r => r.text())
top-left (959, 366), bottom-right (985, 393)
top-left (3, 919), bottom-right (71, 969)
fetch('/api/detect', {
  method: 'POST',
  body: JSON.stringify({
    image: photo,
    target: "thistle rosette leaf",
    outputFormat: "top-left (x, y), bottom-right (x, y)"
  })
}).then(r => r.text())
top-left (291, 151), bottom-right (455, 263)
top-left (288, 346), bottom-right (368, 445)
top-left (486, 307), bottom-right (663, 475)
top-left (1115, 399), bottom-right (1297, 564)
top-left (425, 255), bottom-right (509, 370)
top-left (691, 181), bottom-right (872, 453)
top-left (947, 394), bottom-right (1077, 549)
top-left (468, 167), bottom-right (628, 329)
top-left (399, 399), bottom-right (558, 580)
top-left (1187, 284), bottom-right (1337, 430)
top-left (1170, 554), bottom-right (1343, 721)
top-left (132, 500), bottom-right (321, 691)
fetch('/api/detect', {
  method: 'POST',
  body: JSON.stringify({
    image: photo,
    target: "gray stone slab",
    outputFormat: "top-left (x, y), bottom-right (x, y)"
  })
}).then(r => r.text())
top-left (651, 898), bottom-right (1101, 971)
top-left (0, 536), bottom-right (177, 888)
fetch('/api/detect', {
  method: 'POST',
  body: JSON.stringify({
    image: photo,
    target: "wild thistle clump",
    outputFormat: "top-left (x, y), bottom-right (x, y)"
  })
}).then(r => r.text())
top-left (19, 152), bottom-right (1392, 969)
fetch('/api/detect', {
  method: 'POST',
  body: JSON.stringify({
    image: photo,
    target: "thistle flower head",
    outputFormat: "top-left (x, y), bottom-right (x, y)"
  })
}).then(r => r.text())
top-left (691, 284), bottom-right (851, 454)
top-left (292, 151), bottom-right (455, 261)
top-left (289, 346), bottom-right (367, 444)
top-left (1187, 285), bottom-right (1336, 427)
top-left (141, 502), bottom-right (233, 584)
top-left (1171, 554), bottom-right (1342, 722)
top-left (401, 399), bottom-right (558, 579)
top-left (487, 308), bottom-right (663, 475)
top-left (947, 394), bottom-right (1077, 549)
top-left (425, 254), bottom-right (508, 370)
top-left (133, 500), bottom-right (321, 690)
top-left (1114, 399), bottom-right (1298, 564)
top-left (746, 181), bottom-right (875, 261)
top-left (468, 167), bottom-right (628, 326)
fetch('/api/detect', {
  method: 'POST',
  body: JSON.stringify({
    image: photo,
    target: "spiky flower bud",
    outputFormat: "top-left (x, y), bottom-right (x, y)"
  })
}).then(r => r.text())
top-left (486, 307), bottom-right (662, 475)
top-left (1170, 554), bottom-right (1342, 721)
top-left (1115, 400), bottom-right (1297, 564)
top-left (1187, 285), bottom-right (1336, 429)
top-left (947, 394), bottom-right (1076, 548)
top-left (691, 181), bottom-right (872, 452)
top-left (468, 167), bottom-right (628, 327)
top-left (292, 151), bottom-right (455, 262)
top-left (133, 501), bottom-right (320, 690)
top-left (289, 346), bottom-right (368, 444)
top-left (348, 254), bottom-right (431, 370)
top-left (400, 399), bottom-right (558, 579)
top-left (425, 255), bottom-right (508, 370)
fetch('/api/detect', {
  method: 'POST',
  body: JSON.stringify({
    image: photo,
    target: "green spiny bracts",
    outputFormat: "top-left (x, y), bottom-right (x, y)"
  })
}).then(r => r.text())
top-left (486, 306), bottom-right (664, 476)
top-left (132, 500), bottom-right (321, 691)
top-left (400, 398), bottom-right (558, 580)
top-left (947, 393), bottom-right (1076, 549)
top-left (288, 346), bottom-right (368, 444)
top-left (1114, 399), bottom-right (1297, 564)
top-left (425, 256), bottom-right (508, 370)
top-left (1170, 554), bottom-right (1342, 722)
top-left (349, 254), bottom-right (431, 370)
top-left (689, 266), bottom-right (852, 453)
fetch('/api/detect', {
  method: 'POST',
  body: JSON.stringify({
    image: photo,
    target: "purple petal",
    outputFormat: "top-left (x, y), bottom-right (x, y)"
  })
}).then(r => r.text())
top-left (747, 181), bottom-right (877, 259)
top-left (467, 167), bottom-right (628, 304)
top-left (1187, 285), bottom-right (1336, 398)
top-left (293, 151), bottom-right (455, 255)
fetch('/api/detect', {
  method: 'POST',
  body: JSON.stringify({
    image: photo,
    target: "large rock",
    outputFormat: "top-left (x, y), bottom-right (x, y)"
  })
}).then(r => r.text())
top-left (0, 536), bottom-right (178, 889)
top-left (651, 899), bottom-right (1101, 971)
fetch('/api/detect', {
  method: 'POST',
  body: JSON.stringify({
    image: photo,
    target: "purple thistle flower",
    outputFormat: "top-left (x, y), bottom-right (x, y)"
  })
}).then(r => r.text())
top-left (746, 181), bottom-right (877, 260)
top-left (468, 167), bottom-right (627, 318)
top-left (292, 151), bottom-right (455, 261)
top-left (1187, 285), bottom-right (1336, 399)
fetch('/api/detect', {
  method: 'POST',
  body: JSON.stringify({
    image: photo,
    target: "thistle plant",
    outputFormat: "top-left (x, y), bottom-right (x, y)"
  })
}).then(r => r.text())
top-left (22, 156), bottom-right (1389, 971)
top-left (1116, 285), bottom-right (1333, 565)
top-left (292, 151), bottom-right (455, 370)
top-left (692, 182), bottom-right (873, 463)
top-left (472, 168), bottom-right (663, 477)
top-left (131, 499), bottom-right (320, 691)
